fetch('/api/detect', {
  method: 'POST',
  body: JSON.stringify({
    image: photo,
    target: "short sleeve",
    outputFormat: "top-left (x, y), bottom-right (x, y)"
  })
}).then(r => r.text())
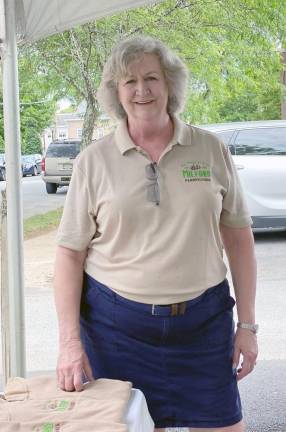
top-left (56, 161), bottom-right (97, 251)
top-left (220, 146), bottom-right (252, 228)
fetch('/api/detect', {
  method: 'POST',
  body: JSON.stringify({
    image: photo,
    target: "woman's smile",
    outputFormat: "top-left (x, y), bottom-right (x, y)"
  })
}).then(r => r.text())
top-left (134, 100), bottom-right (154, 104)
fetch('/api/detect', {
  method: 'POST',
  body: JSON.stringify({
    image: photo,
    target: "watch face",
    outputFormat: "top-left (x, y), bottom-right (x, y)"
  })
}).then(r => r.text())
top-left (249, 325), bottom-right (258, 334)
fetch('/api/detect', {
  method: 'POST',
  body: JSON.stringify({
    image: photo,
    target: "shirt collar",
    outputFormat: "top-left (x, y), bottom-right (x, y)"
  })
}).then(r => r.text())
top-left (114, 115), bottom-right (192, 155)
top-left (114, 118), bottom-right (137, 155)
top-left (168, 115), bottom-right (192, 148)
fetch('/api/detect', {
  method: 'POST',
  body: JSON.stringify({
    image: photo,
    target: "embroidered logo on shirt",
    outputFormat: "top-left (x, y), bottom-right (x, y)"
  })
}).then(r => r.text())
top-left (181, 161), bottom-right (211, 182)
top-left (33, 423), bottom-right (61, 432)
top-left (45, 399), bottom-right (75, 412)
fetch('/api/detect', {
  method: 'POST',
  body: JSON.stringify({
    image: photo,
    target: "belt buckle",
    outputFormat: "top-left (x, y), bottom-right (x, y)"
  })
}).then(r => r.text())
top-left (171, 304), bottom-right (179, 316)
top-left (172, 302), bottom-right (186, 316)
top-left (152, 302), bottom-right (187, 316)
top-left (151, 304), bottom-right (169, 316)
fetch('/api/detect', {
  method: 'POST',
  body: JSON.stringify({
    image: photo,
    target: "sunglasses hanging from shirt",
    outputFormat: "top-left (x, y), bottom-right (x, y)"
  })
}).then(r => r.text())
top-left (145, 162), bottom-right (160, 206)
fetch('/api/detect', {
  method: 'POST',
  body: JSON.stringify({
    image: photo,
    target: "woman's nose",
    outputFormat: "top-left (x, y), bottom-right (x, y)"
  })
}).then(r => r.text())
top-left (135, 80), bottom-right (150, 95)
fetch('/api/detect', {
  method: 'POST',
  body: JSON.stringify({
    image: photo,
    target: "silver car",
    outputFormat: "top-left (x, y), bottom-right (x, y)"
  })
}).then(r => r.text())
top-left (199, 120), bottom-right (286, 230)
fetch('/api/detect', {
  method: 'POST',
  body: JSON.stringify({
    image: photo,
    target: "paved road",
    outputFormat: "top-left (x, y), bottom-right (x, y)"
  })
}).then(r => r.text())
top-left (240, 360), bottom-right (286, 432)
top-left (236, 231), bottom-right (286, 432)
top-left (0, 175), bottom-right (67, 219)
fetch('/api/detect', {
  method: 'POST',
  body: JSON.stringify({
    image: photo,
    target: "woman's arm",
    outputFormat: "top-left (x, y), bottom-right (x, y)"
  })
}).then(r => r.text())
top-left (220, 224), bottom-right (258, 381)
top-left (54, 245), bottom-right (93, 391)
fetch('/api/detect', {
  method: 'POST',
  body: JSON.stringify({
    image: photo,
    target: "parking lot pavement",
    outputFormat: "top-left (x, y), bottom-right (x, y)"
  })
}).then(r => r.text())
top-left (239, 359), bottom-right (286, 432)
top-left (253, 231), bottom-right (286, 360)
top-left (0, 176), bottom-right (67, 219)
top-left (0, 230), bottom-right (58, 386)
top-left (24, 230), bottom-right (58, 372)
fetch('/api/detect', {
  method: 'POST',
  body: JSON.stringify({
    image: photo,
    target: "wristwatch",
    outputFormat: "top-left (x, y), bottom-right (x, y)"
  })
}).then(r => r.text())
top-left (237, 322), bottom-right (259, 334)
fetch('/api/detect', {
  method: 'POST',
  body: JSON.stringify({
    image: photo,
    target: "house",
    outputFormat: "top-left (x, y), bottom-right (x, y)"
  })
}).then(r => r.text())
top-left (42, 102), bottom-right (114, 151)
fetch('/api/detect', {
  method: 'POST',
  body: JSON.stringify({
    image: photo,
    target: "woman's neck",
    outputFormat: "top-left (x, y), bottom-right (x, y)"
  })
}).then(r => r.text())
top-left (127, 115), bottom-right (174, 161)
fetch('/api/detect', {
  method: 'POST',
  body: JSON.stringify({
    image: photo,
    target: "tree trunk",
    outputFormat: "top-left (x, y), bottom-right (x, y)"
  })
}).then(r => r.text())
top-left (81, 95), bottom-right (99, 150)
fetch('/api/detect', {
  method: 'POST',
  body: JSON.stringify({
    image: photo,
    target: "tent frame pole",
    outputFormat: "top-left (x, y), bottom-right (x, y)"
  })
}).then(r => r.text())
top-left (1, 0), bottom-right (26, 378)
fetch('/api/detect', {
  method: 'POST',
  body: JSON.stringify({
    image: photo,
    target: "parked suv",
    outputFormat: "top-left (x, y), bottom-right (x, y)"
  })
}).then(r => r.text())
top-left (41, 140), bottom-right (81, 194)
top-left (199, 120), bottom-right (286, 230)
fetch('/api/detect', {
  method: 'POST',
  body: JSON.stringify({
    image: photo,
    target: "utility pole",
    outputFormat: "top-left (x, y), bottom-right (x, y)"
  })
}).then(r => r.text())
top-left (281, 48), bottom-right (286, 120)
top-left (1, 0), bottom-right (26, 378)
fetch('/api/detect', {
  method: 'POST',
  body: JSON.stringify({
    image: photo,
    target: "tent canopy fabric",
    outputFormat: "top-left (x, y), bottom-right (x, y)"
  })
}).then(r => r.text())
top-left (16, 0), bottom-right (158, 44)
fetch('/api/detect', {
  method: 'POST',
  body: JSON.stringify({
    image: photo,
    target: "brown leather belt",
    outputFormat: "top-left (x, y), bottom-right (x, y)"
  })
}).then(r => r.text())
top-left (151, 301), bottom-right (187, 316)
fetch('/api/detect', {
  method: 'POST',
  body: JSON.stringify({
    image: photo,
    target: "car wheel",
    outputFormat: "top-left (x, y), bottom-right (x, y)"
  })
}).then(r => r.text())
top-left (33, 166), bottom-right (38, 176)
top-left (46, 183), bottom-right (57, 194)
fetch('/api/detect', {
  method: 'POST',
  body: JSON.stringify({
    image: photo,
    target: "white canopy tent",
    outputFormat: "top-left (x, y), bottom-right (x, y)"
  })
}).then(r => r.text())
top-left (14, 0), bottom-right (158, 43)
top-left (0, 0), bottom-right (160, 380)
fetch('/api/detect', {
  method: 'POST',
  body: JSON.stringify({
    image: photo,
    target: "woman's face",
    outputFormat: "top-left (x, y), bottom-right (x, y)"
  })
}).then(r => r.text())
top-left (117, 53), bottom-right (169, 123)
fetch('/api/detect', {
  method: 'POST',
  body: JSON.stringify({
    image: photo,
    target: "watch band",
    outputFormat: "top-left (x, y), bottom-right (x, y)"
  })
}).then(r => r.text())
top-left (237, 322), bottom-right (259, 334)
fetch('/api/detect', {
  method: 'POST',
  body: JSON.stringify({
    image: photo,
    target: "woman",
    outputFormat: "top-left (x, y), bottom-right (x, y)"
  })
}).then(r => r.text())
top-left (54, 35), bottom-right (258, 431)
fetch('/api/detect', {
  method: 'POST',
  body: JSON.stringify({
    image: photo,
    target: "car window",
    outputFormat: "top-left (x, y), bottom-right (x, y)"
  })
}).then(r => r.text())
top-left (215, 130), bottom-right (236, 154)
top-left (234, 128), bottom-right (286, 155)
top-left (46, 143), bottom-right (81, 158)
top-left (22, 156), bottom-right (33, 162)
top-left (215, 130), bottom-right (235, 146)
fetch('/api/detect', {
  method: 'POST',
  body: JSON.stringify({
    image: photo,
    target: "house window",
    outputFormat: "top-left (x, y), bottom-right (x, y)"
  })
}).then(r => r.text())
top-left (58, 128), bottom-right (68, 139)
top-left (77, 128), bottom-right (82, 139)
top-left (97, 128), bottom-right (104, 138)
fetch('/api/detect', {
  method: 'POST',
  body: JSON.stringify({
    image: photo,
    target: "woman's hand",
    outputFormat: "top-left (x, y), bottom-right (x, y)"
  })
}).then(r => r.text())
top-left (57, 338), bottom-right (94, 392)
top-left (233, 328), bottom-right (258, 381)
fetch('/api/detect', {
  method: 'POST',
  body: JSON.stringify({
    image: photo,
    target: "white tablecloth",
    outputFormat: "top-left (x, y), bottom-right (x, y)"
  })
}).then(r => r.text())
top-left (125, 388), bottom-right (154, 432)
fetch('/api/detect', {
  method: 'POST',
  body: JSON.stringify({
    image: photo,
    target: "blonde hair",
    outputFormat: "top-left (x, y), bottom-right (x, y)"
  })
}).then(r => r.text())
top-left (97, 35), bottom-right (189, 119)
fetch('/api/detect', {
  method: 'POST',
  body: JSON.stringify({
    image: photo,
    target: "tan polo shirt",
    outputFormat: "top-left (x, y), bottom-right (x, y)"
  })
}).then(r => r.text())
top-left (57, 116), bottom-right (252, 304)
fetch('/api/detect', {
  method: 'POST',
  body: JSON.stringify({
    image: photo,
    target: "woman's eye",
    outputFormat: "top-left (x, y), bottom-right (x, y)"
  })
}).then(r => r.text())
top-left (146, 76), bottom-right (157, 81)
top-left (125, 79), bottom-right (135, 85)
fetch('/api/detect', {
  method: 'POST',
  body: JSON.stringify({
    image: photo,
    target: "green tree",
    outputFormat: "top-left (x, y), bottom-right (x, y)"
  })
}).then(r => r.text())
top-left (25, 21), bottom-right (121, 149)
top-left (20, 103), bottom-right (55, 153)
top-left (18, 53), bottom-right (56, 154)
top-left (0, 55), bottom-right (56, 154)
top-left (18, 0), bottom-right (286, 145)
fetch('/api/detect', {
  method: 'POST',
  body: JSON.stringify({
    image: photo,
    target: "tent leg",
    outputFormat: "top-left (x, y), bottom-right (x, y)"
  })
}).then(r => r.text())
top-left (1, 0), bottom-right (26, 378)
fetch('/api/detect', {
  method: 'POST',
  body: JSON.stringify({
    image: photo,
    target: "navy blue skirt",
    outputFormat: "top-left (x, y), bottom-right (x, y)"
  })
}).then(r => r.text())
top-left (80, 275), bottom-right (242, 429)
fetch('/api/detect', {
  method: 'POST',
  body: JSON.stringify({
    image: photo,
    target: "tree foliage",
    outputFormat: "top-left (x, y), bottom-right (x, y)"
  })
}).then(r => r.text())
top-left (18, 53), bottom-right (56, 154)
top-left (2, 0), bottom-right (286, 150)
top-left (24, 19), bottom-right (125, 148)
top-left (0, 54), bottom-right (56, 154)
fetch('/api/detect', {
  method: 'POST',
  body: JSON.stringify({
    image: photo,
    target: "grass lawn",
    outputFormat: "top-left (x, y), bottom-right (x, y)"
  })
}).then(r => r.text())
top-left (23, 207), bottom-right (63, 239)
